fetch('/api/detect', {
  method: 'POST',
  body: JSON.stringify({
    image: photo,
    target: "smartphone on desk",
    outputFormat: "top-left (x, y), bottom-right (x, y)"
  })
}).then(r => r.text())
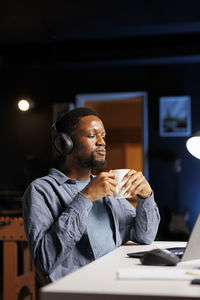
top-left (191, 279), bottom-right (200, 285)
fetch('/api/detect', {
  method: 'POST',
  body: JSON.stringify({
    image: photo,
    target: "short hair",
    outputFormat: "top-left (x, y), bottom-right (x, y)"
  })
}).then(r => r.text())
top-left (55, 107), bottom-right (99, 135)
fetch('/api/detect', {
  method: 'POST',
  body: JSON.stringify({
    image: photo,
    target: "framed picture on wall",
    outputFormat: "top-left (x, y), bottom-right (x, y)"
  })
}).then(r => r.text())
top-left (159, 96), bottom-right (191, 137)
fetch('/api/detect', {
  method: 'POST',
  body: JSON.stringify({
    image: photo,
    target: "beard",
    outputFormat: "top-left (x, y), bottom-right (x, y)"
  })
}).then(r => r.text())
top-left (77, 152), bottom-right (106, 169)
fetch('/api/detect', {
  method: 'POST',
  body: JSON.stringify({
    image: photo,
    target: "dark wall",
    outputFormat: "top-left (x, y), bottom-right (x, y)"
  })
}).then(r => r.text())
top-left (0, 94), bottom-right (53, 188)
top-left (146, 63), bottom-right (200, 234)
top-left (1, 57), bottom-right (200, 238)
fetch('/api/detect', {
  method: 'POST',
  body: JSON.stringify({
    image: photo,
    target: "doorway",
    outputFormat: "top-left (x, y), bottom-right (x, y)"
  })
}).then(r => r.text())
top-left (76, 92), bottom-right (148, 178)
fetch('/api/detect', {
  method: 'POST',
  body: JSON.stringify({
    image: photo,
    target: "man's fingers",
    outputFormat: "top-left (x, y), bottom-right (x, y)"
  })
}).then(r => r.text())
top-left (100, 171), bottom-right (116, 179)
top-left (124, 169), bottom-right (136, 179)
top-left (127, 181), bottom-right (144, 195)
top-left (123, 171), bottom-right (143, 190)
top-left (108, 178), bottom-right (118, 186)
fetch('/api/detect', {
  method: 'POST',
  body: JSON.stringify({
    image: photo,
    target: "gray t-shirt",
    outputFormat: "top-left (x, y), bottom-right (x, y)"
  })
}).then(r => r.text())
top-left (76, 179), bottom-right (116, 259)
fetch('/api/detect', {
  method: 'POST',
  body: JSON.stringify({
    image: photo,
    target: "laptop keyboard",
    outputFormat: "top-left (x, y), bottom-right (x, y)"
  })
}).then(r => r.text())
top-left (166, 247), bottom-right (185, 258)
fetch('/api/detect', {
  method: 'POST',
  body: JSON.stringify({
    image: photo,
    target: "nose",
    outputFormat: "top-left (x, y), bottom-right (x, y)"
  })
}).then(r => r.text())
top-left (96, 135), bottom-right (106, 146)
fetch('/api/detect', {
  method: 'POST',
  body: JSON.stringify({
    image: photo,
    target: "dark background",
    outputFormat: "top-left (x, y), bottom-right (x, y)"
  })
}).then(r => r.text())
top-left (1, 0), bottom-right (200, 239)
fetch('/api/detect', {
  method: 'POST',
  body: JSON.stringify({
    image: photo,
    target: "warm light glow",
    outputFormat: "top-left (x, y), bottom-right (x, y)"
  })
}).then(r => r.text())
top-left (186, 135), bottom-right (200, 159)
top-left (18, 99), bottom-right (30, 111)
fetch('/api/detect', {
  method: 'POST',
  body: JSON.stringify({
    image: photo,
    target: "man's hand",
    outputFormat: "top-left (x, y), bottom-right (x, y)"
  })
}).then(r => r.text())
top-left (123, 169), bottom-right (152, 199)
top-left (81, 171), bottom-right (118, 202)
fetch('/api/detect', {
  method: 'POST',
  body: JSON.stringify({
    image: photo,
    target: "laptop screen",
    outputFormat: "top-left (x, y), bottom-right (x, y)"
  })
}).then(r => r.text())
top-left (181, 212), bottom-right (200, 262)
top-left (167, 213), bottom-right (200, 261)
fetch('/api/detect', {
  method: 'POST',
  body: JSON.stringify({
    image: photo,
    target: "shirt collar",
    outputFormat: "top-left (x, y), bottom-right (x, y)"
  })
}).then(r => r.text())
top-left (49, 168), bottom-right (94, 185)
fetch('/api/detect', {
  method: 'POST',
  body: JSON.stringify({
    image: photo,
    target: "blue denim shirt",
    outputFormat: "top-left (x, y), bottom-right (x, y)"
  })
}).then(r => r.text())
top-left (22, 168), bottom-right (160, 282)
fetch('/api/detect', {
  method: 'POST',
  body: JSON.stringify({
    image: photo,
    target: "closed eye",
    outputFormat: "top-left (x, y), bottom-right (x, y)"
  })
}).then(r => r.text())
top-left (87, 136), bottom-right (95, 138)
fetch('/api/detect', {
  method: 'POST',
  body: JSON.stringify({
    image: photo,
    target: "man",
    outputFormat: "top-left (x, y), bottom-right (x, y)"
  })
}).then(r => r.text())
top-left (23, 107), bottom-right (160, 283)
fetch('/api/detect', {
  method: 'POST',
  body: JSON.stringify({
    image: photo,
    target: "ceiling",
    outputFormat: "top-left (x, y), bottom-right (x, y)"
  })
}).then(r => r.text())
top-left (1, 0), bottom-right (200, 45)
top-left (1, 1), bottom-right (200, 73)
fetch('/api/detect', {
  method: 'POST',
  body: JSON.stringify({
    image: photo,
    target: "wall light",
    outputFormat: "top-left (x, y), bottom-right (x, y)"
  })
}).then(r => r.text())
top-left (18, 99), bottom-right (30, 111)
top-left (186, 131), bottom-right (200, 159)
top-left (17, 99), bottom-right (34, 112)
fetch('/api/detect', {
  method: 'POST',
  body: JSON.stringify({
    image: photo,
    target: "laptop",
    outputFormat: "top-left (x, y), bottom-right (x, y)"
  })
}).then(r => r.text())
top-left (127, 212), bottom-right (200, 262)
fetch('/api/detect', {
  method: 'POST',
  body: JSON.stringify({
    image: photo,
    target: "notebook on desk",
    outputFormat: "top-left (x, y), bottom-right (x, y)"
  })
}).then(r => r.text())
top-left (127, 212), bottom-right (200, 262)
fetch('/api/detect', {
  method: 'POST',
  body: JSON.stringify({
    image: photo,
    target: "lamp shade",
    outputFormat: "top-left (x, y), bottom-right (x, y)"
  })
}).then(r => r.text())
top-left (186, 131), bottom-right (200, 159)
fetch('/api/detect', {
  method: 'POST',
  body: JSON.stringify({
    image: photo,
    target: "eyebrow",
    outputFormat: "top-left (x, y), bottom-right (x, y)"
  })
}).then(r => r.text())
top-left (86, 129), bottom-right (106, 135)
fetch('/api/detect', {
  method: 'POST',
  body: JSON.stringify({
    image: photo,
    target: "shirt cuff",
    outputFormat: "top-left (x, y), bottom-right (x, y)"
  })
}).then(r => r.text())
top-left (69, 192), bottom-right (93, 217)
top-left (136, 191), bottom-right (155, 210)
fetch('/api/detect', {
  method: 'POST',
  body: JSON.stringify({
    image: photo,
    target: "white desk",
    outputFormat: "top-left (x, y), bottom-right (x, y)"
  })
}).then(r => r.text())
top-left (41, 241), bottom-right (200, 300)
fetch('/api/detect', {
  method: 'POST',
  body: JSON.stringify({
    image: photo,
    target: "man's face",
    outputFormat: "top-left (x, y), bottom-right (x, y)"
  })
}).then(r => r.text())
top-left (71, 115), bottom-right (106, 169)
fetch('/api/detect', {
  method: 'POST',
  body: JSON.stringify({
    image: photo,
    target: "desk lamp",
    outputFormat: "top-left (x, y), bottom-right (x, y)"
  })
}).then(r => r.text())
top-left (186, 131), bottom-right (200, 159)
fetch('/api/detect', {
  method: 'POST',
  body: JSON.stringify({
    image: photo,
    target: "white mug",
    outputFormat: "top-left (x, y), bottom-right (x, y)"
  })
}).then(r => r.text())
top-left (113, 169), bottom-right (130, 198)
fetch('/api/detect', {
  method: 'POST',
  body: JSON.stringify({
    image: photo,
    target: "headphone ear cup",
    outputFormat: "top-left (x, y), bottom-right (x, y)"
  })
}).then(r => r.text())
top-left (60, 133), bottom-right (73, 155)
top-left (52, 123), bottom-right (73, 155)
